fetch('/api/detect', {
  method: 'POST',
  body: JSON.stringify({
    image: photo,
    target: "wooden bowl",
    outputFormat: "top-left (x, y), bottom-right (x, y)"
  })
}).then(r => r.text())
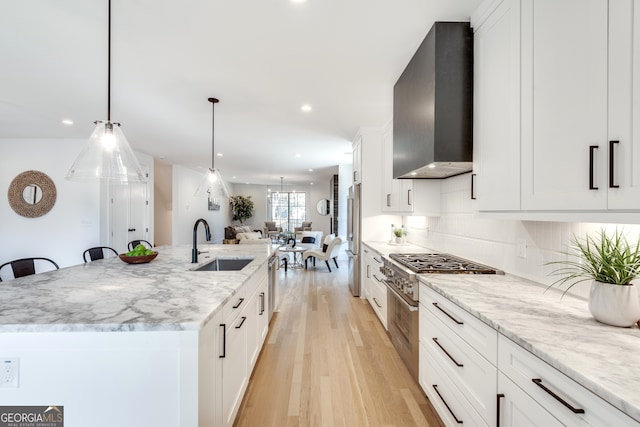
top-left (118, 251), bottom-right (158, 264)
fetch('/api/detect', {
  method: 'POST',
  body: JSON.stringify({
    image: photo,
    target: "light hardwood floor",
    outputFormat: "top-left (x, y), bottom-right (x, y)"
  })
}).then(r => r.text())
top-left (234, 260), bottom-right (444, 427)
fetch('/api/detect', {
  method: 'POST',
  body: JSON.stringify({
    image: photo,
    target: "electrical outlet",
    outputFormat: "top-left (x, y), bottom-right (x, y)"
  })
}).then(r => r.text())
top-left (517, 239), bottom-right (527, 259)
top-left (0, 358), bottom-right (19, 388)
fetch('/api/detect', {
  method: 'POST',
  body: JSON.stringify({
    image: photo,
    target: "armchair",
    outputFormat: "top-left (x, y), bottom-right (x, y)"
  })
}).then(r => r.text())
top-left (263, 221), bottom-right (282, 239)
top-left (302, 235), bottom-right (342, 272)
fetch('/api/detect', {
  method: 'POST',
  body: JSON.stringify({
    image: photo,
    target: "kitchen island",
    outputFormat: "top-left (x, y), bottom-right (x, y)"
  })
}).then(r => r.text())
top-left (0, 243), bottom-right (277, 427)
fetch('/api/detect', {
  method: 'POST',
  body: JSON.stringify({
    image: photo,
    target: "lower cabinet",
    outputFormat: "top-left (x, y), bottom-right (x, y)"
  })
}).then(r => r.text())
top-left (419, 281), bottom-right (640, 427)
top-left (218, 265), bottom-right (269, 427)
top-left (362, 245), bottom-right (387, 329)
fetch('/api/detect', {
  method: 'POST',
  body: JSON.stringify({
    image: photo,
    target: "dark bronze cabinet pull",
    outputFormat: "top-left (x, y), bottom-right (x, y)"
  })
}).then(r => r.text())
top-left (432, 338), bottom-right (463, 367)
top-left (432, 384), bottom-right (463, 424)
top-left (497, 393), bottom-right (505, 427)
top-left (259, 292), bottom-right (265, 315)
top-left (609, 140), bottom-right (619, 188)
top-left (407, 189), bottom-right (412, 205)
top-left (432, 302), bottom-right (464, 325)
top-left (219, 324), bottom-right (226, 358)
top-left (471, 173), bottom-right (477, 199)
top-left (532, 378), bottom-right (585, 414)
top-left (235, 316), bottom-right (247, 329)
top-left (232, 298), bottom-right (245, 309)
top-left (372, 297), bottom-right (382, 308)
top-left (589, 145), bottom-right (599, 190)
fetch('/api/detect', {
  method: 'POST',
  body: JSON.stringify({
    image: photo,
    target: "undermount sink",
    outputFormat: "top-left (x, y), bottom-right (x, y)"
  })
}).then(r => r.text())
top-left (194, 257), bottom-right (255, 272)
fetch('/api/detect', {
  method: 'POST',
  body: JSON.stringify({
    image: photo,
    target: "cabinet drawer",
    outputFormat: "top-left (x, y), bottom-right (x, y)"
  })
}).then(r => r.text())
top-left (421, 342), bottom-right (489, 427)
top-left (223, 286), bottom-right (247, 322)
top-left (421, 306), bottom-right (497, 425)
top-left (368, 273), bottom-right (387, 329)
top-left (498, 335), bottom-right (640, 427)
top-left (420, 281), bottom-right (498, 364)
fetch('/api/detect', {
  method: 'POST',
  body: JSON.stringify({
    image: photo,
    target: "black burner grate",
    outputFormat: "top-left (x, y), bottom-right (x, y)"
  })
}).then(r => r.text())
top-left (388, 253), bottom-right (498, 274)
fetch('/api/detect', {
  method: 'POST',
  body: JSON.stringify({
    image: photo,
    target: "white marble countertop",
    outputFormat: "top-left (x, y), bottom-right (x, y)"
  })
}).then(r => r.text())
top-left (420, 274), bottom-right (640, 423)
top-left (362, 240), bottom-right (640, 421)
top-left (0, 244), bottom-right (278, 333)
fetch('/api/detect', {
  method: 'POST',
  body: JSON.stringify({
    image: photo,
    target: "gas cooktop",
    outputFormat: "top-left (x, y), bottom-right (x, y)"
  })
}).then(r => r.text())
top-left (388, 253), bottom-right (501, 274)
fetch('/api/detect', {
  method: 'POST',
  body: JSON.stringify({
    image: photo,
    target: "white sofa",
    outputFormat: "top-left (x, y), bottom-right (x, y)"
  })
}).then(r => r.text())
top-left (236, 231), bottom-right (271, 244)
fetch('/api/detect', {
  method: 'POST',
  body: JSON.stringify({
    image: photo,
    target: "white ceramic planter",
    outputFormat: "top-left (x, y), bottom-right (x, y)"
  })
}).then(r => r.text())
top-left (588, 281), bottom-right (640, 327)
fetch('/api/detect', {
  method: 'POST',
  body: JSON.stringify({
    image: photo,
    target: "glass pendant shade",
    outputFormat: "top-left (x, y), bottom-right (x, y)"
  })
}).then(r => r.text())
top-left (195, 167), bottom-right (229, 199)
top-left (66, 121), bottom-right (145, 183)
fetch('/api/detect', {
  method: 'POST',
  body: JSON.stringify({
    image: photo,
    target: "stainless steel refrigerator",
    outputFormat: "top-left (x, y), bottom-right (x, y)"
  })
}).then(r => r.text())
top-left (347, 184), bottom-right (361, 297)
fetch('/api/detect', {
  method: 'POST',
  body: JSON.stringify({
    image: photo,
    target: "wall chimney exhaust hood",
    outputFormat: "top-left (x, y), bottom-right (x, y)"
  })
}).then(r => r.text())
top-left (393, 21), bottom-right (473, 179)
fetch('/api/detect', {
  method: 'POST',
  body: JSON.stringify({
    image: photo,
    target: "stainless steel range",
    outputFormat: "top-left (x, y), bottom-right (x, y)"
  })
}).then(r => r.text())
top-left (380, 252), bottom-right (500, 381)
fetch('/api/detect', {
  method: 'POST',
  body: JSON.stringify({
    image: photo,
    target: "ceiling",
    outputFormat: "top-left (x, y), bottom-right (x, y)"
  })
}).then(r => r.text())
top-left (0, 0), bottom-right (481, 187)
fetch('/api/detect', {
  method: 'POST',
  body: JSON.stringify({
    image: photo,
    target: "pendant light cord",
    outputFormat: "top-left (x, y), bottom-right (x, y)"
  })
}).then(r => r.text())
top-left (208, 97), bottom-right (219, 170)
top-left (107, 0), bottom-right (111, 121)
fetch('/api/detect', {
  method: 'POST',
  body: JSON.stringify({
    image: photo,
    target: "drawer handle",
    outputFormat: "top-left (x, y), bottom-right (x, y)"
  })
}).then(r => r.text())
top-left (531, 378), bottom-right (585, 414)
top-left (609, 140), bottom-right (619, 188)
top-left (235, 316), bottom-right (247, 329)
top-left (373, 257), bottom-right (382, 264)
top-left (432, 302), bottom-right (464, 325)
top-left (497, 393), bottom-right (504, 427)
top-left (432, 338), bottom-right (463, 367)
top-left (372, 297), bottom-right (382, 308)
top-left (432, 384), bottom-right (463, 424)
top-left (219, 324), bottom-right (226, 358)
top-left (232, 298), bottom-right (245, 309)
top-left (373, 274), bottom-right (383, 283)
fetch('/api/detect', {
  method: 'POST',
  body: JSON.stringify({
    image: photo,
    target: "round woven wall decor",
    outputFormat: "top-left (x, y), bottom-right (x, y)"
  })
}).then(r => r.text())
top-left (7, 170), bottom-right (57, 218)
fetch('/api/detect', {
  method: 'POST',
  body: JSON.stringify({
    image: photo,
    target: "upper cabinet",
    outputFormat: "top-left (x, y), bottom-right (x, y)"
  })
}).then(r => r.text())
top-left (353, 135), bottom-right (362, 184)
top-left (472, 0), bottom-right (521, 211)
top-left (473, 0), bottom-right (640, 218)
top-left (382, 121), bottom-right (414, 213)
top-left (520, 0), bottom-right (609, 210)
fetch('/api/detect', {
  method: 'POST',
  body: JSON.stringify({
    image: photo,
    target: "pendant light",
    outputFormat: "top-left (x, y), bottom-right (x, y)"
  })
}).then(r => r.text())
top-left (195, 97), bottom-right (229, 199)
top-left (66, 0), bottom-right (145, 183)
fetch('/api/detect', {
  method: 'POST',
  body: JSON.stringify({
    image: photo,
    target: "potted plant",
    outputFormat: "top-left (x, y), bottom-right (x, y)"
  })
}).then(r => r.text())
top-left (547, 228), bottom-right (640, 327)
top-left (229, 195), bottom-right (255, 224)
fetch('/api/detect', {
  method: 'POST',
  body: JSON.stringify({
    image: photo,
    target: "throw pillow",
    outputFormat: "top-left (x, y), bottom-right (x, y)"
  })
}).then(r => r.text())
top-left (322, 243), bottom-right (328, 252)
top-left (237, 232), bottom-right (261, 240)
top-left (301, 236), bottom-right (316, 244)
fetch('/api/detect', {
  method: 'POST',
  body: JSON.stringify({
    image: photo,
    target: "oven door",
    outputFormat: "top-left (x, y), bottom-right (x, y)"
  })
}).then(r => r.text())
top-left (387, 285), bottom-right (419, 381)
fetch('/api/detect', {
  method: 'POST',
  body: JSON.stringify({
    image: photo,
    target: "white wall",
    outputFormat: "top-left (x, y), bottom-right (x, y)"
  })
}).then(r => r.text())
top-left (0, 139), bottom-right (100, 268)
top-left (404, 174), bottom-right (640, 299)
top-left (171, 165), bottom-right (231, 245)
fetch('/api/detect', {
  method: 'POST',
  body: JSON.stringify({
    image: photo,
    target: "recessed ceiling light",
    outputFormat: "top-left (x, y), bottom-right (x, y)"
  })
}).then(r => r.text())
top-left (295, 154), bottom-right (301, 158)
top-left (232, 176), bottom-right (237, 179)
top-left (268, 188), bottom-right (271, 192)
top-left (291, 0), bottom-right (307, 4)
top-left (217, 153), bottom-right (223, 157)
top-left (308, 168), bottom-right (313, 172)
top-left (245, 182), bottom-right (249, 185)
top-left (310, 182), bottom-right (314, 185)
top-left (62, 119), bottom-right (74, 125)
top-left (301, 104), bottom-right (312, 112)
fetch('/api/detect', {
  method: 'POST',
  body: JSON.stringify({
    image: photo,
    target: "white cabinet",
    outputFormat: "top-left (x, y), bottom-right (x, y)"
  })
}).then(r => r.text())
top-left (419, 282), bottom-right (498, 426)
top-left (497, 372), bottom-right (564, 427)
top-left (520, 0), bottom-right (608, 211)
top-left (472, 0), bottom-right (640, 217)
top-left (382, 122), bottom-right (413, 213)
top-left (497, 335), bottom-right (640, 427)
top-left (520, 0), bottom-right (640, 211)
top-left (219, 265), bottom-right (269, 427)
top-left (471, 0), bottom-right (521, 211)
top-left (352, 135), bottom-right (362, 184)
top-left (362, 244), bottom-right (387, 329)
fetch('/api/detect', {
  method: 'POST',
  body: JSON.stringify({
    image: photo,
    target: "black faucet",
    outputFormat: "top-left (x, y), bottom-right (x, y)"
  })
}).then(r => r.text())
top-left (192, 218), bottom-right (212, 263)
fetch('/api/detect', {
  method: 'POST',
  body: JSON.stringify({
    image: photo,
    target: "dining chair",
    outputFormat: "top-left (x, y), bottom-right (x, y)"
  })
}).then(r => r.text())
top-left (0, 257), bottom-right (59, 281)
top-left (127, 240), bottom-right (153, 251)
top-left (83, 246), bottom-right (119, 263)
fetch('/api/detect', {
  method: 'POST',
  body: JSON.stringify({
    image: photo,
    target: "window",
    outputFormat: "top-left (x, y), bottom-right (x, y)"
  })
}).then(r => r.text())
top-left (270, 192), bottom-right (306, 232)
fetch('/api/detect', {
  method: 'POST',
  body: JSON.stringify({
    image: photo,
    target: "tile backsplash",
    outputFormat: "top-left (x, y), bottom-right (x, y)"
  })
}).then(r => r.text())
top-left (402, 175), bottom-right (640, 299)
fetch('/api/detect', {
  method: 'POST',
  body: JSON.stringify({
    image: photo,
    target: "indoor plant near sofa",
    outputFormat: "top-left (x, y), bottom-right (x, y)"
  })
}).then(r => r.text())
top-left (548, 229), bottom-right (640, 327)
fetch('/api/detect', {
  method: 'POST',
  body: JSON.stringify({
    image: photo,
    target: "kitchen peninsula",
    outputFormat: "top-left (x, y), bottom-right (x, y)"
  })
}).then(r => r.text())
top-left (0, 243), bottom-right (276, 427)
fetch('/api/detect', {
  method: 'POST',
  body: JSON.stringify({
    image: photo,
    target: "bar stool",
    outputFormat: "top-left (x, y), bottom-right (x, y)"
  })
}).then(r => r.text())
top-left (83, 246), bottom-right (118, 263)
top-left (127, 240), bottom-right (153, 251)
top-left (0, 257), bottom-right (59, 281)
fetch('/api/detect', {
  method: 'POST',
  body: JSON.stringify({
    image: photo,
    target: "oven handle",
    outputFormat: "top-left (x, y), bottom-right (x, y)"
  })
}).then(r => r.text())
top-left (384, 280), bottom-right (418, 312)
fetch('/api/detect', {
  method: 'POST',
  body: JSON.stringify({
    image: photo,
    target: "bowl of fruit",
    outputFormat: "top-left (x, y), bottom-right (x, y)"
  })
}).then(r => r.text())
top-left (119, 244), bottom-right (158, 264)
